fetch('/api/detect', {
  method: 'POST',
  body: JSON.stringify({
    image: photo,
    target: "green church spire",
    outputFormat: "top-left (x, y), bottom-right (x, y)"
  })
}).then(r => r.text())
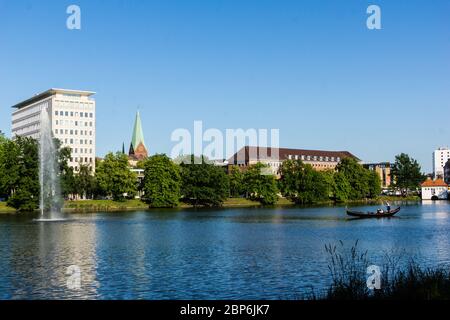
top-left (131, 111), bottom-right (146, 150)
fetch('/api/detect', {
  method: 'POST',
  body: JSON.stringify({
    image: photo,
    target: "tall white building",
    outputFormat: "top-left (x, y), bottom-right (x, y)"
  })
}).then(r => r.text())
top-left (12, 88), bottom-right (96, 172)
top-left (432, 147), bottom-right (450, 178)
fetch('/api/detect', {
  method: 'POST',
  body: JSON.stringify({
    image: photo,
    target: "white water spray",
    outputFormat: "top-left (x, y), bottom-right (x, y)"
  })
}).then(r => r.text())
top-left (38, 107), bottom-right (63, 220)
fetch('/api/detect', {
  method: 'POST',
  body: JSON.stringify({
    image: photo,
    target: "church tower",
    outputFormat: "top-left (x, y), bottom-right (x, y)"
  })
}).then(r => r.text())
top-left (128, 111), bottom-right (148, 160)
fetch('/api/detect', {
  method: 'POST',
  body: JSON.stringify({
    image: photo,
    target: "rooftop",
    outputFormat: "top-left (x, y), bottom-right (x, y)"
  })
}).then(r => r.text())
top-left (228, 146), bottom-right (360, 163)
top-left (421, 179), bottom-right (448, 187)
top-left (12, 88), bottom-right (96, 109)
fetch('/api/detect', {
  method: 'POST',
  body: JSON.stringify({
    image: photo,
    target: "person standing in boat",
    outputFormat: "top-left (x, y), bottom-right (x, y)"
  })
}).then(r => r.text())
top-left (386, 202), bottom-right (391, 212)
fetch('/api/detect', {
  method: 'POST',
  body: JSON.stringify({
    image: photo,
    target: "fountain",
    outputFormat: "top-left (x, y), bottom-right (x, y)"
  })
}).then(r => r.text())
top-left (36, 107), bottom-right (64, 221)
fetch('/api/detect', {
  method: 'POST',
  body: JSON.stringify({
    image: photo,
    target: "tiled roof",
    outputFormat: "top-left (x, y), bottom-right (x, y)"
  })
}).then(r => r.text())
top-left (229, 146), bottom-right (360, 163)
top-left (421, 179), bottom-right (448, 187)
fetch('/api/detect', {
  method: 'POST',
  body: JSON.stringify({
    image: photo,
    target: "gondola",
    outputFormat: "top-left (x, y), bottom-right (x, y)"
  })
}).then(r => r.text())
top-left (346, 207), bottom-right (401, 218)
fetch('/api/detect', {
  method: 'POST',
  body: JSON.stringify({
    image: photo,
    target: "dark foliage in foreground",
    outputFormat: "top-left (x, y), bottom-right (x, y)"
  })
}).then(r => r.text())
top-left (322, 241), bottom-right (450, 300)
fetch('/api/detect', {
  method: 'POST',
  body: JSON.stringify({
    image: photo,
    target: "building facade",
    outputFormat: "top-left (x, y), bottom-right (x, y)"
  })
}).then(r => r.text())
top-left (444, 159), bottom-right (450, 185)
top-left (12, 88), bottom-right (96, 172)
top-left (433, 147), bottom-right (450, 179)
top-left (421, 178), bottom-right (448, 200)
top-left (363, 162), bottom-right (391, 188)
top-left (228, 146), bottom-right (360, 176)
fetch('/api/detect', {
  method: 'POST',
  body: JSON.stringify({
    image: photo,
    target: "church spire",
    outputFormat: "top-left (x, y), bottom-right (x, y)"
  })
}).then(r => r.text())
top-left (129, 111), bottom-right (148, 160)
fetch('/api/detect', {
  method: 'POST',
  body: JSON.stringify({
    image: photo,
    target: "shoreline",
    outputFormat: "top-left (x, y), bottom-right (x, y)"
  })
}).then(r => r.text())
top-left (0, 196), bottom-right (423, 214)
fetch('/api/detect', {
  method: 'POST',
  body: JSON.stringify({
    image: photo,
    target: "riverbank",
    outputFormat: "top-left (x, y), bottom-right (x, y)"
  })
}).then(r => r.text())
top-left (0, 196), bottom-right (422, 213)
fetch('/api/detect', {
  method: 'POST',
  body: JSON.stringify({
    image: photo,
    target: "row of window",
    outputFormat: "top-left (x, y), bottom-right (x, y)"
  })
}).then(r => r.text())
top-left (287, 154), bottom-right (341, 162)
top-left (55, 129), bottom-right (93, 136)
top-left (55, 110), bottom-right (94, 118)
top-left (55, 120), bottom-right (93, 127)
top-left (71, 148), bottom-right (93, 155)
top-left (70, 157), bottom-right (94, 163)
top-left (59, 137), bottom-right (93, 145)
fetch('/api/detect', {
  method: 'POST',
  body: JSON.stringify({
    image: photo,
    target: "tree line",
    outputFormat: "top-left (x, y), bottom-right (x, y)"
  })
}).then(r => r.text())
top-left (0, 135), bottom-right (426, 211)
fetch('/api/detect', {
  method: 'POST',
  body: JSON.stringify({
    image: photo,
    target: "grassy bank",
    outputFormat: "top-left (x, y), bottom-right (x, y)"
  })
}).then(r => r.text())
top-left (0, 196), bottom-right (424, 213)
top-left (0, 202), bottom-right (16, 213)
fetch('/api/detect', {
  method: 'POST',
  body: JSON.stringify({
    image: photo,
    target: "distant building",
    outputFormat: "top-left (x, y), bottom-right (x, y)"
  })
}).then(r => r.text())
top-left (421, 178), bottom-right (448, 200)
top-left (363, 162), bottom-right (391, 188)
top-left (11, 88), bottom-right (96, 172)
top-left (433, 147), bottom-right (450, 179)
top-left (128, 111), bottom-right (148, 165)
top-left (228, 146), bottom-right (360, 176)
top-left (444, 160), bottom-right (450, 185)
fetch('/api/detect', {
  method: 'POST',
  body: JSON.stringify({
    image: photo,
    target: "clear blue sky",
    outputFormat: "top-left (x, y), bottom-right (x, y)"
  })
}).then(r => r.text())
top-left (0, 0), bottom-right (449, 172)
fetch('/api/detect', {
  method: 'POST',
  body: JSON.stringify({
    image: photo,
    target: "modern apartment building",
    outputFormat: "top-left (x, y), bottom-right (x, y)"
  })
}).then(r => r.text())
top-left (433, 147), bottom-right (450, 179)
top-left (11, 88), bottom-right (96, 172)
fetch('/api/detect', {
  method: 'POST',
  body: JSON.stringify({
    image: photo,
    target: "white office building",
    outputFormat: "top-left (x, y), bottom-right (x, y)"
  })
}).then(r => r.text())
top-left (433, 147), bottom-right (450, 178)
top-left (12, 88), bottom-right (96, 172)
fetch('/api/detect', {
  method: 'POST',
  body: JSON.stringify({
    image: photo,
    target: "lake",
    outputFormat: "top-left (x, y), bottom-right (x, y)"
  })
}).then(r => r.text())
top-left (0, 201), bottom-right (449, 299)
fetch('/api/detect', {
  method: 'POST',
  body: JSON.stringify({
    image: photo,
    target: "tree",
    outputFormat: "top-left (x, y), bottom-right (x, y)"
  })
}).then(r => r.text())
top-left (180, 155), bottom-right (229, 207)
top-left (279, 160), bottom-right (328, 204)
top-left (0, 137), bottom-right (39, 211)
top-left (74, 164), bottom-right (97, 199)
top-left (142, 154), bottom-right (181, 208)
top-left (243, 163), bottom-right (279, 205)
top-left (367, 171), bottom-right (382, 198)
top-left (336, 158), bottom-right (370, 200)
top-left (391, 153), bottom-right (425, 196)
top-left (95, 152), bottom-right (137, 200)
top-left (228, 165), bottom-right (245, 197)
top-left (333, 171), bottom-right (351, 202)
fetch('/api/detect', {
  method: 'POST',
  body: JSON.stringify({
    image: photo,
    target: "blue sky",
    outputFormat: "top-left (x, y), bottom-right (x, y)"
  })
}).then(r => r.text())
top-left (0, 0), bottom-right (449, 172)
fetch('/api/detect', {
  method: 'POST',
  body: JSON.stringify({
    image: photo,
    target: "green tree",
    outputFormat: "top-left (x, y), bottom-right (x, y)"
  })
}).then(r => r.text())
top-left (0, 137), bottom-right (39, 211)
top-left (74, 164), bottom-right (97, 199)
top-left (279, 160), bottom-right (328, 204)
top-left (333, 171), bottom-right (351, 202)
top-left (95, 152), bottom-right (137, 201)
top-left (243, 163), bottom-right (279, 205)
top-left (367, 171), bottom-right (382, 198)
top-left (142, 154), bottom-right (181, 208)
top-left (228, 165), bottom-right (244, 197)
top-left (391, 153), bottom-right (425, 196)
top-left (336, 158), bottom-right (370, 200)
top-left (180, 155), bottom-right (229, 207)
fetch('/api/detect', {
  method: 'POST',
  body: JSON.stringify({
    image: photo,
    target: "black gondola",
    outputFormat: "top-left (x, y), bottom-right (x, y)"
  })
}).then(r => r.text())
top-left (346, 207), bottom-right (401, 218)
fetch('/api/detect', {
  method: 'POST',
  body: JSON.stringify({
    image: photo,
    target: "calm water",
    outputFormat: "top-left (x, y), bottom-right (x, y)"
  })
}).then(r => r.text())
top-left (0, 201), bottom-right (450, 299)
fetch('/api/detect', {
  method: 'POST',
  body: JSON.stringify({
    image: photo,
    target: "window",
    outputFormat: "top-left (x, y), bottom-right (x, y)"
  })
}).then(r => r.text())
top-left (70, 112), bottom-right (74, 117)
top-left (60, 111), bottom-right (64, 116)
top-left (80, 140), bottom-right (83, 144)
top-left (75, 121), bottom-right (78, 126)
top-left (90, 113), bottom-right (93, 118)
top-left (80, 113), bottom-right (83, 117)
top-left (85, 112), bottom-right (88, 117)
top-left (55, 129), bottom-right (58, 134)
top-left (70, 139), bottom-right (73, 144)
top-left (55, 111), bottom-right (58, 116)
top-left (70, 130), bottom-right (73, 135)
top-left (90, 122), bottom-right (92, 127)
top-left (65, 111), bottom-right (68, 116)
